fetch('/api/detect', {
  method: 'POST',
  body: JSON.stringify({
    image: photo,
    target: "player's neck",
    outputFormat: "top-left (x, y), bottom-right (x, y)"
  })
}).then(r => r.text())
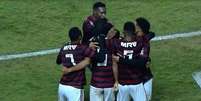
top-left (71, 40), bottom-right (80, 44)
top-left (92, 14), bottom-right (98, 20)
top-left (124, 35), bottom-right (132, 41)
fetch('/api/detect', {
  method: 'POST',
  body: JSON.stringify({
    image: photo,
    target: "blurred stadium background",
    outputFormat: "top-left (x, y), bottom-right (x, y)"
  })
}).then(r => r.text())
top-left (0, 0), bottom-right (201, 101)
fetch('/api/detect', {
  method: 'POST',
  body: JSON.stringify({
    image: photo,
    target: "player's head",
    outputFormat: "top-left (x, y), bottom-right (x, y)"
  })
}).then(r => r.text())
top-left (93, 18), bottom-right (112, 36)
top-left (107, 27), bottom-right (120, 39)
top-left (93, 2), bottom-right (106, 19)
top-left (68, 27), bottom-right (82, 42)
top-left (123, 21), bottom-right (135, 36)
top-left (135, 17), bottom-right (150, 36)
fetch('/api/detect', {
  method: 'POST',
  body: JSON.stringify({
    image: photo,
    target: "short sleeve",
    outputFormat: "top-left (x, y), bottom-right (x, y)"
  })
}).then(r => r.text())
top-left (83, 46), bottom-right (96, 58)
top-left (56, 47), bottom-right (63, 65)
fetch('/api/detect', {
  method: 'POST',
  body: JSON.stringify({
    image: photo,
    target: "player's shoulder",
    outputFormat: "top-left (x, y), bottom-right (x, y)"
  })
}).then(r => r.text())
top-left (137, 36), bottom-right (150, 45)
top-left (84, 15), bottom-right (95, 22)
top-left (77, 44), bottom-right (89, 50)
top-left (135, 36), bottom-right (144, 42)
top-left (111, 37), bottom-right (123, 45)
top-left (60, 42), bottom-right (69, 49)
top-left (83, 15), bottom-right (96, 26)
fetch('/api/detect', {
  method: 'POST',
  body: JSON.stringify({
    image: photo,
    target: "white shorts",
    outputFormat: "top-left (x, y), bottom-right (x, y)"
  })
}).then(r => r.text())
top-left (90, 85), bottom-right (114, 101)
top-left (117, 83), bottom-right (147, 101)
top-left (144, 78), bottom-right (153, 101)
top-left (58, 84), bottom-right (84, 101)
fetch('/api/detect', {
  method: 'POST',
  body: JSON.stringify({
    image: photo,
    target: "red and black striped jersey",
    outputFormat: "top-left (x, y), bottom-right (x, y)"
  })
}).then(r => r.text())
top-left (112, 37), bottom-right (145, 85)
top-left (57, 42), bottom-right (95, 89)
top-left (139, 36), bottom-right (153, 82)
top-left (82, 15), bottom-right (97, 45)
top-left (90, 39), bottom-right (115, 88)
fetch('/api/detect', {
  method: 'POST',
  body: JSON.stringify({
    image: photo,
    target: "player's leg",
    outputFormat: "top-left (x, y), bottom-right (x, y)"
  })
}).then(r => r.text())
top-left (117, 84), bottom-right (129, 101)
top-left (58, 84), bottom-right (67, 101)
top-left (129, 83), bottom-right (147, 101)
top-left (90, 86), bottom-right (103, 101)
top-left (68, 87), bottom-right (84, 101)
top-left (103, 87), bottom-right (114, 101)
top-left (144, 78), bottom-right (153, 101)
top-left (58, 84), bottom-right (84, 101)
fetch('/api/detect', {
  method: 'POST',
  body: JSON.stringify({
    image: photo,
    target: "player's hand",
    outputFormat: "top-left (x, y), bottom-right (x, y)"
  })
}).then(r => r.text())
top-left (113, 81), bottom-right (119, 91)
top-left (112, 55), bottom-right (120, 62)
top-left (62, 67), bottom-right (72, 75)
top-left (89, 42), bottom-right (99, 50)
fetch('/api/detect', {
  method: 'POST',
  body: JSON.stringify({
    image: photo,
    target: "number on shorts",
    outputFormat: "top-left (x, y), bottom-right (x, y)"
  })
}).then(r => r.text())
top-left (123, 50), bottom-right (134, 60)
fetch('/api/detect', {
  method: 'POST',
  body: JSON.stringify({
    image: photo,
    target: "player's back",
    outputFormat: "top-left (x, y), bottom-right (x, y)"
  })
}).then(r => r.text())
top-left (90, 39), bottom-right (114, 88)
top-left (113, 37), bottom-right (144, 85)
top-left (58, 42), bottom-right (94, 89)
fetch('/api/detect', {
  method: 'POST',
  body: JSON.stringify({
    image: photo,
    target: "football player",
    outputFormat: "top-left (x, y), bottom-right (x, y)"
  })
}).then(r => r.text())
top-left (63, 19), bottom-right (120, 101)
top-left (135, 17), bottom-right (154, 101)
top-left (112, 21), bottom-right (147, 101)
top-left (56, 27), bottom-right (95, 101)
top-left (82, 2), bottom-right (107, 45)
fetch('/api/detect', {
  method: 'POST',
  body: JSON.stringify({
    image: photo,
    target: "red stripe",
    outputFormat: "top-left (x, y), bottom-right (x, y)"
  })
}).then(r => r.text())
top-left (91, 83), bottom-right (114, 88)
top-left (119, 79), bottom-right (142, 85)
top-left (93, 71), bottom-right (113, 76)
top-left (92, 76), bottom-right (114, 81)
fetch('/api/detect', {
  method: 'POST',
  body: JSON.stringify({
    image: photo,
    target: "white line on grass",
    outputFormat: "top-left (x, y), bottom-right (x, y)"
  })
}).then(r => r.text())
top-left (0, 31), bottom-right (201, 61)
top-left (192, 71), bottom-right (201, 89)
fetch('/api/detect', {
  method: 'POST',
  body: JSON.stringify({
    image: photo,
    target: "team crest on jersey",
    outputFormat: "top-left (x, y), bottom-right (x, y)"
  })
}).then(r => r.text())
top-left (121, 42), bottom-right (137, 48)
top-left (63, 45), bottom-right (77, 50)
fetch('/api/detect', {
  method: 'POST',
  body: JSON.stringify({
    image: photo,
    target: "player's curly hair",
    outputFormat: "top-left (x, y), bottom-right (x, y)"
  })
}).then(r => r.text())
top-left (135, 17), bottom-right (150, 34)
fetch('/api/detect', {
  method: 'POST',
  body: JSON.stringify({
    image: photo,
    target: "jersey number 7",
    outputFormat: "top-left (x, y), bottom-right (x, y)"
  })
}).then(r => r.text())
top-left (65, 54), bottom-right (76, 66)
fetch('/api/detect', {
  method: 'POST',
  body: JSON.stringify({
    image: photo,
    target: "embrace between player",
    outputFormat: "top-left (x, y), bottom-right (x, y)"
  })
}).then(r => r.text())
top-left (56, 2), bottom-right (155, 101)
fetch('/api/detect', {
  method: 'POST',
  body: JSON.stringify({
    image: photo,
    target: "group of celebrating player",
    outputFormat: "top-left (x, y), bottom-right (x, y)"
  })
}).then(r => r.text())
top-left (56, 2), bottom-right (155, 101)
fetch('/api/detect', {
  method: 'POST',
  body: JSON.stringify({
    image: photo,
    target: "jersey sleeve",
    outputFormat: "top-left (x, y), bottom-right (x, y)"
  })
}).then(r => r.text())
top-left (83, 46), bottom-right (96, 58)
top-left (144, 32), bottom-right (155, 42)
top-left (82, 19), bottom-right (94, 45)
top-left (56, 47), bottom-right (63, 65)
top-left (139, 41), bottom-right (150, 59)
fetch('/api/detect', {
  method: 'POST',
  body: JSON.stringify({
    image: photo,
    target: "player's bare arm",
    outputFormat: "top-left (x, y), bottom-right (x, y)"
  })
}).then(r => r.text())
top-left (62, 57), bottom-right (91, 74)
top-left (112, 54), bottom-right (119, 90)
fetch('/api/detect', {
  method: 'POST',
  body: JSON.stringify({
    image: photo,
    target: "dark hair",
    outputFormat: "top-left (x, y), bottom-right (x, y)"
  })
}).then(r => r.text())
top-left (136, 17), bottom-right (150, 34)
top-left (123, 21), bottom-right (135, 35)
top-left (68, 27), bottom-right (82, 42)
top-left (93, 18), bottom-right (113, 36)
top-left (93, 2), bottom-right (106, 10)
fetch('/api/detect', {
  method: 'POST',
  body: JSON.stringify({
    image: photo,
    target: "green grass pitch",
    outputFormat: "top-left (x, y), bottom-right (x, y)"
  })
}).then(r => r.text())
top-left (0, 0), bottom-right (201, 101)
